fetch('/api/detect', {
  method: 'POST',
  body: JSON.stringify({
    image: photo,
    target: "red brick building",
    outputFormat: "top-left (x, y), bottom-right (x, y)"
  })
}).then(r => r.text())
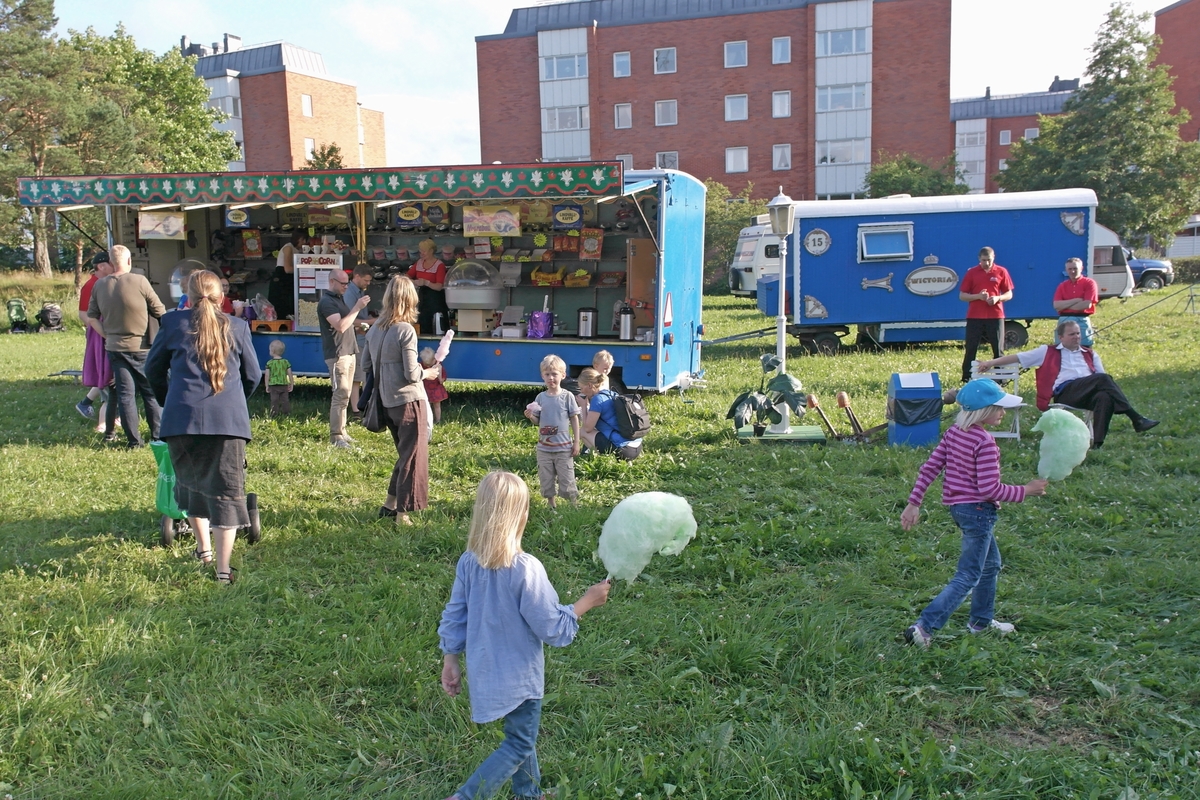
top-left (183, 34), bottom-right (387, 172)
top-left (476, 0), bottom-right (951, 199)
top-left (1155, 0), bottom-right (1200, 144)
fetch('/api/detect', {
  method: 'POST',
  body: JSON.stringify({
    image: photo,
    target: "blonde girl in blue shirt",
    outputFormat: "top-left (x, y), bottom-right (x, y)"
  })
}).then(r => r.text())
top-left (438, 471), bottom-right (610, 800)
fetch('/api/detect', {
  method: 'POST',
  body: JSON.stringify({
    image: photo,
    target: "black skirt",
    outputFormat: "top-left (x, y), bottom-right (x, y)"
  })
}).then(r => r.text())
top-left (166, 435), bottom-right (249, 529)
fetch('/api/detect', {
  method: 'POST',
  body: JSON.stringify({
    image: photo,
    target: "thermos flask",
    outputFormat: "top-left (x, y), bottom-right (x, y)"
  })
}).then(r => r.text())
top-left (618, 304), bottom-right (635, 341)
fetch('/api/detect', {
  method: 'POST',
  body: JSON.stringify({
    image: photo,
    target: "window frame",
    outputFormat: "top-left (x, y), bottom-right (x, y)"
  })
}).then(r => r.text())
top-left (542, 105), bottom-right (590, 132)
top-left (816, 83), bottom-right (867, 112)
top-left (772, 90), bottom-right (791, 118)
top-left (616, 153), bottom-right (634, 171)
top-left (816, 138), bottom-right (868, 165)
top-left (654, 47), bottom-right (677, 75)
top-left (301, 94), bottom-right (313, 117)
top-left (1024, 127), bottom-right (1040, 140)
top-left (772, 36), bottom-right (791, 64)
top-left (724, 94), bottom-right (748, 122)
top-left (613, 51), bottom-right (631, 78)
top-left (998, 130), bottom-right (1012, 146)
top-left (724, 40), bottom-right (748, 68)
top-left (858, 222), bottom-right (914, 263)
top-left (303, 137), bottom-right (316, 161)
top-left (816, 28), bottom-right (868, 57)
top-left (614, 103), bottom-right (632, 130)
top-left (655, 99), bottom-right (678, 127)
top-left (541, 53), bottom-right (589, 81)
top-left (998, 158), bottom-right (1008, 171)
top-left (772, 143), bottom-right (792, 171)
top-left (725, 146), bottom-right (749, 173)
top-left (656, 150), bottom-right (679, 170)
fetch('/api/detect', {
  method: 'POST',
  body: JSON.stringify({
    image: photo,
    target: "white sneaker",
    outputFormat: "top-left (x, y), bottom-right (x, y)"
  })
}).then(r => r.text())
top-left (332, 439), bottom-right (353, 450)
top-left (969, 619), bottom-right (1015, 635)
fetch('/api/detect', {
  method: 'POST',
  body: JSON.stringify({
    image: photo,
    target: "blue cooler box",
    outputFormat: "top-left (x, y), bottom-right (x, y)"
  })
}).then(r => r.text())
top-left (887, 372), bottom-right (943, 447)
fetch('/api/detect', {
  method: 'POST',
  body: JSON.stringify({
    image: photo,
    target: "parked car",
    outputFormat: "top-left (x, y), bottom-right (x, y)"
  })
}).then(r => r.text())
top-left (1124, 249), bottom-right (1174, 290)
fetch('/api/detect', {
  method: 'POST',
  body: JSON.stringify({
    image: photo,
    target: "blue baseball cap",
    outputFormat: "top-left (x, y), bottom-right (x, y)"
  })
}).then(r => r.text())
top-left (957, 379), bottom-right (1025, 410)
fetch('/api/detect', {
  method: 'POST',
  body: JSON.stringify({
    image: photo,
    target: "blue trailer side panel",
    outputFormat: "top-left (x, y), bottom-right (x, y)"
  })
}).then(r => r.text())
top-left (647, 170), bottom-right (706, 385)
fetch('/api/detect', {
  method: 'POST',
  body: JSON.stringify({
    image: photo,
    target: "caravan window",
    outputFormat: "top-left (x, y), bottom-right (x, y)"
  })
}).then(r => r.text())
top-left (734, 237), bottom-right (758, 264)
top-left (858, 223), bottom-right (914, 262)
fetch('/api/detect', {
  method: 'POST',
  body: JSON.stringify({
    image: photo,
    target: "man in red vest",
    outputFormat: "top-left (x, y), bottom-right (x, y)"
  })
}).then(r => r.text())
top-left (977, 318), bottom-right (1158, 448)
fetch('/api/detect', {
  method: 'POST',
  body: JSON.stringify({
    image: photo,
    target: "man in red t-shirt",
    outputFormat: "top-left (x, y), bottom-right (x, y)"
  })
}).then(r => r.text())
top-left (959, 246), bottom-right (1014, 383)
top-left (1052, 257), bottom-right (1098, 346)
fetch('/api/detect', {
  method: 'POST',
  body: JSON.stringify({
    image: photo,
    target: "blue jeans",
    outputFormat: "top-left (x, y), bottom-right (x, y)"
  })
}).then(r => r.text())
top-left (917, 503), bottom-right (1002, 632)
top-left (458, 697), bottom-right (542, 800)
top-left (108, 350), bottom-right (161, 447)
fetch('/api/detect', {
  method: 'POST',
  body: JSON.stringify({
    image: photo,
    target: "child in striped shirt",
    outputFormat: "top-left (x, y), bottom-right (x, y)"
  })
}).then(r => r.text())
top-left (900, 379), bottom-right (1047, 648)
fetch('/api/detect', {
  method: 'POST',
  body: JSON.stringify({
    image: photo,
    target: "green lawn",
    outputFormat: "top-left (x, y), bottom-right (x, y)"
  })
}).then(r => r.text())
top-left (1, 285), bottom-right (1198, 799)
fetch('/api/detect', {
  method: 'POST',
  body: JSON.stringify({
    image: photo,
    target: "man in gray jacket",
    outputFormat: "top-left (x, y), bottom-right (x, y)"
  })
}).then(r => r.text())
top-left (87, 244), bottom-right (166, 448)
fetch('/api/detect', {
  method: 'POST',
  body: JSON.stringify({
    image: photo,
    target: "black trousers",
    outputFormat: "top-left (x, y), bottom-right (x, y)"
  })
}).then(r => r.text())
top-left (108, 350), bottom-right (162, 446)
top-left (962, 318), bottom-right (1003, 382)
top-left (1054, 373), bottom-right (1139, 445)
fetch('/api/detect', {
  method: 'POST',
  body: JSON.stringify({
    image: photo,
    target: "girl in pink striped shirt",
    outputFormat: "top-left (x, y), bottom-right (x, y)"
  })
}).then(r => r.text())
top-left (900, 380), bottom-right (1047, 648)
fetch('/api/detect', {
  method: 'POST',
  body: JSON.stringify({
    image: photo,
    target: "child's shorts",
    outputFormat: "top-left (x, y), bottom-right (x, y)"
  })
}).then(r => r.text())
top-left (536, 448), bottom-right (577, 500)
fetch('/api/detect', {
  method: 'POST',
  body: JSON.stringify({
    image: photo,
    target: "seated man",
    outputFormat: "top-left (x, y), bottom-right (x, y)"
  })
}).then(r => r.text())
top-left (977, 318), bottom-right (1158, 448)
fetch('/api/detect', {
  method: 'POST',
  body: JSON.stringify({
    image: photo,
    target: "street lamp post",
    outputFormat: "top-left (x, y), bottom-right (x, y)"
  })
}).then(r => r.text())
top-left (766, 187), bottom-right (796, 434)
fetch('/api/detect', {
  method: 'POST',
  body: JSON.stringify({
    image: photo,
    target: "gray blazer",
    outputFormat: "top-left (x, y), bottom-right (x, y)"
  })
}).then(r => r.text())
top-left (362, 321), bottom-right (426, 408)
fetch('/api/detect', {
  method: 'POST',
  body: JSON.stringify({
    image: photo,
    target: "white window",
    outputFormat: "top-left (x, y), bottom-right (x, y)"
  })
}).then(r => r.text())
top-left (725, 146), bottom-right (749, 173)
top-left (656, 151), bottom-right (679, 169)
top-left (1024, 127), bottom-right (1039, 140)
top-left (816, 84), bottom-right (867, 112)
top-left (817, 28), bottom-right (868, 57)
top-left (616, 154), bottom-right (633, 171)
top-left (613, 51), bottom-right (631, 78)
top-left (301, 94), bottom-right (313, 117)
top-left (959, 160), bottom-right (984, 175)
top-left (614, 103), bottom-right (632, 129)
top-left (724, 41), bottom-right (747, 68)
top-left (773, 37), bottom-right (791, 64)
top-left (541, 54), bottom-right (588, 81)
top-left (956, 131), bottom-right (985, 148)
top-left (655, 99), bottom-right (677, 126)
top-left (999, 130), bottom-right (1012, 146)
top-left (654, 47), bottom-right (676, 74)
top-left (773, 144), bottom-right (792, 170)
top-left (304, 138), bottom-right (315, 160)
top-left (725, 94), bottom-right (748, 121)
top-left (542, 106), bottom-right (590, 132)
top-left (772, 91), bottom-right (791, 118)
top-left (858, 223), bottom-right (913, 262)
top-left (998, 158), bottom-right (1008, 171)
top-left (817, 139), bottom-right (868, 164)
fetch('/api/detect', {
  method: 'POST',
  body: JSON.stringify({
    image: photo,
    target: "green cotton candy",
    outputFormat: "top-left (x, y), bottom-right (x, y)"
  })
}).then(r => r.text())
top-left (1031, 408), bottom-right (1091, 480)
top-left (598, 492), bottom-right (697, 582)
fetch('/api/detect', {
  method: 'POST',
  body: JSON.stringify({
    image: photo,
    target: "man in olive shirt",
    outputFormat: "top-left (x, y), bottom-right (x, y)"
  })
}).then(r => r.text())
top-left (87, 244), bottom-right (166, 448)
top-left (318, 269), bottom-right (370, 449)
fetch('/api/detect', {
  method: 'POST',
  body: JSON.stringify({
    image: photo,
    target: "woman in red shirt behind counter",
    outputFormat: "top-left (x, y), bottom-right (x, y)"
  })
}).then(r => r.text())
top-left (410, 238), bottom-right (448, 334)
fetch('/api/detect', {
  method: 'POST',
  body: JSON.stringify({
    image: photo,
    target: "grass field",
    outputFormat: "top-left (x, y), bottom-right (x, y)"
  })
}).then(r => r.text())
top-left (1, 280), bottom-right (1198, 799)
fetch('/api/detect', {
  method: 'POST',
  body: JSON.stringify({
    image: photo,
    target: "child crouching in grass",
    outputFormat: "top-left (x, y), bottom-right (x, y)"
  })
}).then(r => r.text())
top-left (900, 379), bottom-right (1047, 648)
top-left (438, 471), bottom-right (610, 800)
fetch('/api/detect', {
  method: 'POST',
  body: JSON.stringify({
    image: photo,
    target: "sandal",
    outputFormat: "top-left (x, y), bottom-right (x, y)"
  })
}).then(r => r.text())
top-left (193, 548), bottom-right (214, 565)
top-left (215, 567), bottom-right (236, 585)
top-left (379, 506), bottom-right (398, 518)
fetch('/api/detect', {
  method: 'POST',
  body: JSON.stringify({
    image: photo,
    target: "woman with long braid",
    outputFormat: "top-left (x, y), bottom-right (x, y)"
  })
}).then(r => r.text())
top-left (148, 271), bottom-right (262, 583)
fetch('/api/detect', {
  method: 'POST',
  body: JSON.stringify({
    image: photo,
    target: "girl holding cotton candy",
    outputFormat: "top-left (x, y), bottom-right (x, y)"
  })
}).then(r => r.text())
top-left (438, 471), bottom-right (610, 800)
top-left (899, 379), bottom-right (1047, 649)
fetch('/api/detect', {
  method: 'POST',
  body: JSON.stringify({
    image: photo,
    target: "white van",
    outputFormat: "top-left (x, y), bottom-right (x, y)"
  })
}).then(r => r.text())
top-left (727, 215), bottom-right (781, 298)
top-left (1091, 223), bottom-right (1136, 299)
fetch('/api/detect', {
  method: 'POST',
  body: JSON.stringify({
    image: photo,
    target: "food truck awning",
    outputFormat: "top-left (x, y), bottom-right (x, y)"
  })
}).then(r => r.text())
top-left (16, 162), bottom-right (626, 208)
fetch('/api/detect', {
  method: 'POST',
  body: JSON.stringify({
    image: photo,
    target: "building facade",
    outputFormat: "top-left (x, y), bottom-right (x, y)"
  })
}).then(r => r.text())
top-left (476, 0), bottom-right (951, 199)
top-left (182, 34), bottom-right (386, 172)
top-left (1155, 0), bottom-right (1200, 144)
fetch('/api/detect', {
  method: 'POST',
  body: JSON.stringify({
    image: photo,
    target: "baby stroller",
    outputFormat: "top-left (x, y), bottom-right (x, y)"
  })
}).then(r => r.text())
top-left (7, 297), bottom-right (29, 333)
top-left (36, 302), bottom-right (64, 332)
top-left (151, 440), bottom-right (262, 547)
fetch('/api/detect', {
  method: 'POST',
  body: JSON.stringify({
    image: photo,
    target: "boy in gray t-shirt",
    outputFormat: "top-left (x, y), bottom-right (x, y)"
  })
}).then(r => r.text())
top-left (523, 355), bottom-right (580, 508)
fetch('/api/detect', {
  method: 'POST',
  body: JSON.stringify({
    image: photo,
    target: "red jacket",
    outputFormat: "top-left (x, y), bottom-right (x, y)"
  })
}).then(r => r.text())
top-left (1035, 346), bottom-right (1097, 410)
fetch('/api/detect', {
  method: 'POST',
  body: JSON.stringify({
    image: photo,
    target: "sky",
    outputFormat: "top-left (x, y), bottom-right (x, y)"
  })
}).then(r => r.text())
top-left (49, 0), bottom-right (1172, 167)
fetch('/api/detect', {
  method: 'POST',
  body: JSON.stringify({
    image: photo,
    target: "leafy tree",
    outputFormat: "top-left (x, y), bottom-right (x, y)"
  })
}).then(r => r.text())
top-left (703, 179), bottom-right (768, 291)
top-left (863, 153), bottom-right (968, 198)
top-left (997, 2), bottom-right (1200, 243)
top-left (307, 142), bottom-right (345, 170)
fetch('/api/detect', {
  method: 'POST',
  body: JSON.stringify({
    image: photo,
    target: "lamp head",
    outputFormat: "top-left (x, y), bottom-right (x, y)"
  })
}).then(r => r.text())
top-left (767, 186), bottom-right (795, 236)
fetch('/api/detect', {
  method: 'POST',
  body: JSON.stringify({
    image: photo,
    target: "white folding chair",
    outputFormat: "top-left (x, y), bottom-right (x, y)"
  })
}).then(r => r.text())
top-left (1048, 403), bottom-right (1095, 440)
top-left (970, 363), bottom-right (1022, 440)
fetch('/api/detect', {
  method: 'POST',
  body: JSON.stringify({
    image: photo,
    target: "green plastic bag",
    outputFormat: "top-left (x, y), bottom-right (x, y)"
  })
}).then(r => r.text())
top-left (150, 440), bottom-right (186, 520)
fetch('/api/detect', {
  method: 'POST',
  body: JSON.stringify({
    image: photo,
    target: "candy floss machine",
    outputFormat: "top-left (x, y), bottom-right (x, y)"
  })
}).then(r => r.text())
top-left (445, 259), bottom-right (501, 333)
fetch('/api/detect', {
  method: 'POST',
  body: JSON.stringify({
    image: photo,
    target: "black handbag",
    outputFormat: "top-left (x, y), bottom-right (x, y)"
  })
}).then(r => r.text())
top-left (359, 335), bottom-right (387, 433)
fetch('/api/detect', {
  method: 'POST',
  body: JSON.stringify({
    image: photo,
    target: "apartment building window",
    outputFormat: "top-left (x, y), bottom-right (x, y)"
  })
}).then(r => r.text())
top-left (1024, 128), bottom-right (1039, 140)
top-left (772, 91), bottom-right (791, 118)
top-left (816, 84), bottom-right (867, 112)
top-left (817, 138), bottom-right (868, 164)
top-left (999, 130), bottom-right (1012, 145)
top-left (616, 154), bottom-right (633, 171)
top-left (654, 47), bottom-right (676, 74)
top-left (773, 37), bottom-right (791, 64)
top-left (725, 41), bottom-right (747, 68)
top-left (773, 144), bottom-right (792, 170)
top-left (959, 160), bottom-right (984, 176)
top-left (543, 105), bottom-right (590, 132)
top-left (725, 147), bottom-right (749, 173)
top-left (656, 151), bottom-right (679, 169)
top-left (816, 28), bottom-right (868, 57)
top-left (613, 51), bottom-right (630, 78)
top-left (301, 94), bottom-right (313, 117)
top-left (614, 103), bottom-right (632, 129)
top-left (304, 138), bottom-right (315, 160)
top-left (655, 99), bottom-right (677, 126)
top-left (725, 94), bottom-right (748, 121)
top-left (541, 54), bottom-right (588, 80)
top-left (998, 159), bottom-right (1008, 170)
top-left (956, 130), bottom-right (984, 148)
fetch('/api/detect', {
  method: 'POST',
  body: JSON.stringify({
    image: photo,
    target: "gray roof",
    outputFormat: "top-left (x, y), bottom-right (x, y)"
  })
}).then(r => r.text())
top-left (193, 42), bottom-right (329, 80)
top-left (951, 90), bottom-right (1074, 121)
top-left (478, 0), bottom-right (856, 41)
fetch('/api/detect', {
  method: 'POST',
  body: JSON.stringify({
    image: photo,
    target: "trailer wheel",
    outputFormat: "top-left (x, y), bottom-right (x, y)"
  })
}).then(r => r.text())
top-left (812, 332), bottom-right (841, 356)
top-left (1004, 321), bottom-right (1029, 350)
